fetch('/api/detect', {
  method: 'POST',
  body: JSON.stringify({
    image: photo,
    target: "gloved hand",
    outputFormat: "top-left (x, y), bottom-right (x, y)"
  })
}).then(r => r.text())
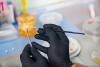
top-left (32, 24), bottom-right (73, 67)
top-left (20, 44), bottom-right (49, 67)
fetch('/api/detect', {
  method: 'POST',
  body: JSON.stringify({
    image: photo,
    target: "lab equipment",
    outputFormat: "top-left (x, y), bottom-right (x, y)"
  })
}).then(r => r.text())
top-left (7, 1), bottom-right (15, 23)
top-left (83, 4), bottom-right (100, 41)
top-left (39, 27), bottom-right (85, 35)
top-left (25, 26), bottom-right (33, 47)
top-left (89, 4), bottom-right (95, 19)
top-left (83, 17), bottom-right (100, 41)
top-left (17, 0), bottom-right (36, 37)
top-left (55, 30), bottom-right (85, 35)
top-left (39, 12), bottom-right (84, 35)
top-left (69, 37), bottom-right (81, 58)
top-left (42, 37), bottom-right (81, 58)
top-left (83, 4), bottom-right (100, 65)
top-left (0, 1), bottom-right (17, 42)
top-left (0, 14), bottom-right (17, 42)
top-left (39, 12), bottom-right (63, 25)
top-left (0, 0), bottom-right (8, 26)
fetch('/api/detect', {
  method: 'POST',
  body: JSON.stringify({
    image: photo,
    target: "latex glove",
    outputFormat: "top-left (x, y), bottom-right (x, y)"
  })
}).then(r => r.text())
top-left (33, 24), bottom-right (73, 67)
top-left (20, 44), bottom-right (49, 67)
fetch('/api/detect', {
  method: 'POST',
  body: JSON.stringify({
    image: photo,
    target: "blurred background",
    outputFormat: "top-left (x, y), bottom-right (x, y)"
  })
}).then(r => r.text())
top-left (0, 0), bottom-right (100, 67)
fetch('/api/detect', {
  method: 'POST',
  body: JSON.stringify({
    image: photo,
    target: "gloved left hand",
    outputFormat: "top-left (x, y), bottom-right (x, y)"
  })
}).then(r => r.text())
top-left (20, 44), bottom-right (49, 67)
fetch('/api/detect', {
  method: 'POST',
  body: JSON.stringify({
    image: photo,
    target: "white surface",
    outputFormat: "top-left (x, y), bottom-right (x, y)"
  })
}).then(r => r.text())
top-left (0, 24), bottom-right (17, 42)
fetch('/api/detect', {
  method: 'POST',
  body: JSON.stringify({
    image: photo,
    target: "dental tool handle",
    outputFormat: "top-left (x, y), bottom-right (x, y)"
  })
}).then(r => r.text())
top-left (56, 31), bottom-right (85, 35)
top-left (26, 28), bottom-right (33, 48)
top-left (26, 28), bottom-right (35, 58)
top-left (64, 31), bottom-right (85, 35)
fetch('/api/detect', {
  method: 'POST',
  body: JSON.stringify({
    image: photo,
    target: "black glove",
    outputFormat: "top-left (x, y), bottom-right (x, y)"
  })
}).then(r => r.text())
top-left (32, 24), bottom-right (73, 67)
top-left (20, 44), bottom-right (49, 67)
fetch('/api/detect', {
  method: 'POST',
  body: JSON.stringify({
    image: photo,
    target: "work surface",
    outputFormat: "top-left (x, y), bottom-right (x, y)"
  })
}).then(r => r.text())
top-left (0, 17), bottom-right (100, 67)
top-left (0, 0), bottom-right (100, 66)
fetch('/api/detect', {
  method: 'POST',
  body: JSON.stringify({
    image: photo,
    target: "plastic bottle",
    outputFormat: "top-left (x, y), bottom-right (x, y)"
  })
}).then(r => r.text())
top-left (7, 1), bottom-right (15, 23)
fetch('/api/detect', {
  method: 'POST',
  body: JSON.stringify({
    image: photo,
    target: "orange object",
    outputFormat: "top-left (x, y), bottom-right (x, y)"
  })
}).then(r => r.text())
top-left (17, 15), bottom-right (37, 37)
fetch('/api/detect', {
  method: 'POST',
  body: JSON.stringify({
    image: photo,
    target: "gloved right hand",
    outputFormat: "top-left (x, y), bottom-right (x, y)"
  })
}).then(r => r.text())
top-left (32, 24), bottom-right (73, 67)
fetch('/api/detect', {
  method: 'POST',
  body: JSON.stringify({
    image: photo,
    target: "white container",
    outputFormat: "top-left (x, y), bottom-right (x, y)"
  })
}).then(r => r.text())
top-left (0, 13), bottom-right (8, 26)
top-left (39, 12), bottom-right (63, 25)
top-left (7, 2), bottom-right (15, 23)
top-left (0, 13), bottom-right (17, 42)
top-left (83, 17), bottom-right (100, 42)
top-left (41, 37), bottom-right (81, 58)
